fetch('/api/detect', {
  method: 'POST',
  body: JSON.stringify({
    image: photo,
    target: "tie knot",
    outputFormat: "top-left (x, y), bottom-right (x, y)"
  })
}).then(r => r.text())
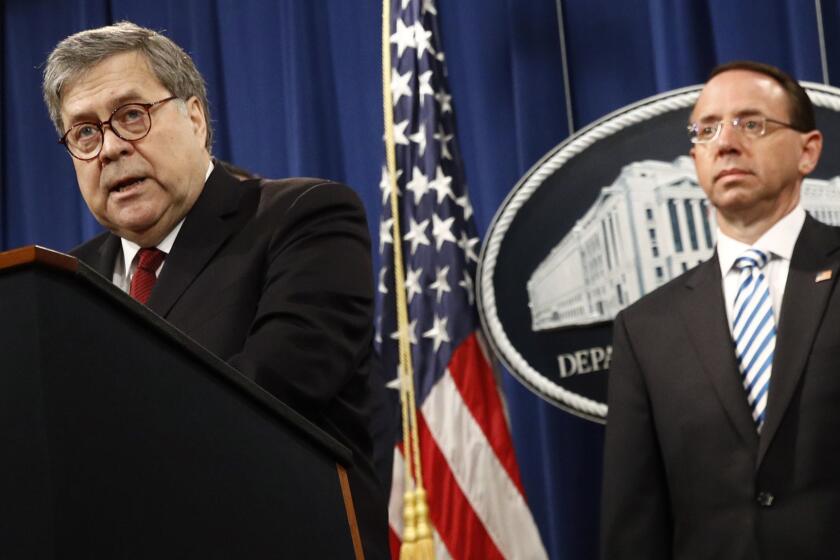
top-left (136, 247), bottom-right (166, 273)
top-left (734, 248), bottom-right (769, 271)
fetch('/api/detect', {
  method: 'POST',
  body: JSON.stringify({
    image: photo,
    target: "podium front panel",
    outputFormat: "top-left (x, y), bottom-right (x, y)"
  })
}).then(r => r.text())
top-left (0, 261), bottom-right (357, 558)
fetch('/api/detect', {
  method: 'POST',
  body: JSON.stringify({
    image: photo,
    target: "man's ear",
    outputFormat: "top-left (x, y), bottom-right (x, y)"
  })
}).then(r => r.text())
top-left (185, 96), bottom-right (207, 144)
top-left (799, 130), bottom-right (823, 175)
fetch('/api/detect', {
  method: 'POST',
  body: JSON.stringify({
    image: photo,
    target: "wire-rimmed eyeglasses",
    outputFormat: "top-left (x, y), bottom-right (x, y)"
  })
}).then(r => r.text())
top-left (687, 115), bottom-right (802, 144)
top-left (59, 96), bottom-right (179, 160)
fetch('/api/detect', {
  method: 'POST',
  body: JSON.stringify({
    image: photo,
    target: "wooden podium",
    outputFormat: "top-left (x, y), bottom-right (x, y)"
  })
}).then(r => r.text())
top-left (0, 246), bottom-right (364, 559)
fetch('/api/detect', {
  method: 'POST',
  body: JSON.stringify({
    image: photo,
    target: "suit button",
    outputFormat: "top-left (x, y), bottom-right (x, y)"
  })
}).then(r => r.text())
top-left (756, 491), bottom-right (774, 507)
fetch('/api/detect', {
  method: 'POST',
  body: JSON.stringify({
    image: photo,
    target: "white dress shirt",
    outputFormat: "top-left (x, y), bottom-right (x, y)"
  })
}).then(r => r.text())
top-left (717, 205), bottom-right (805, 336)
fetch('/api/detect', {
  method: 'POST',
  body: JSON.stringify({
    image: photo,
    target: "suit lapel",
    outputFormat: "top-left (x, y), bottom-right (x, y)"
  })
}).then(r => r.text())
top-left (147, 166), bottom-right (253, 317)
top-left (757, 216), bottom-right (840, 465)
top-left (678, 256), bottom-right (759, 450)
top-left (91, 234), bottom-right (122, 278)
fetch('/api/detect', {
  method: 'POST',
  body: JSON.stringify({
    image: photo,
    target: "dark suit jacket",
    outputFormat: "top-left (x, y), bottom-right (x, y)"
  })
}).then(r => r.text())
top-left (601, 215), bottom-right (840, 560)
top-left (72, 165), bottom-right (389, 559)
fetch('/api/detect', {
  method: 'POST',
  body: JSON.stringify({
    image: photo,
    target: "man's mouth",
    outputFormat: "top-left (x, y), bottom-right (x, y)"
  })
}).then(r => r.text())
top-left (109, 177), bottom-right (146, 194)
top-left (715, 168), bottom-right (751, 182)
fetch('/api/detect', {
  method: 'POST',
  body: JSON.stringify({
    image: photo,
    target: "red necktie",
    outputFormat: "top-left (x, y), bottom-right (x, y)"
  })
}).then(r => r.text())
top-left (129, 248), bottom-right (166, 304)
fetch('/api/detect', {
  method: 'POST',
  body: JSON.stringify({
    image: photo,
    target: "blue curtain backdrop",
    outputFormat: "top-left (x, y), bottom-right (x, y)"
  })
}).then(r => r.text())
top-left (2, 1), bottom-right (837, 558)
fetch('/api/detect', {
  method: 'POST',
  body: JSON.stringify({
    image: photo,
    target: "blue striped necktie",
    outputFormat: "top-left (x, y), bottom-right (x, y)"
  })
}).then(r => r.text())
top-left (731, 248), bottom-right (775, 432)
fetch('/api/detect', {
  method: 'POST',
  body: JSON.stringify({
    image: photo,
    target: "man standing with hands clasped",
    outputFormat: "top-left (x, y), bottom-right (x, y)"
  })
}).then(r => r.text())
top-left (43, 21), bottom-right (388, 558)
top-left (602, 61), bottom-right (840, 559)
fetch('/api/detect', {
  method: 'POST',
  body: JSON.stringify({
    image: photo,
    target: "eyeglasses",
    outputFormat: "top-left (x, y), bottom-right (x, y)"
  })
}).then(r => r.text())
top-left (59, 96), bottom-right (178, 160)
top-left (687, 115), bottom-right (800, 144)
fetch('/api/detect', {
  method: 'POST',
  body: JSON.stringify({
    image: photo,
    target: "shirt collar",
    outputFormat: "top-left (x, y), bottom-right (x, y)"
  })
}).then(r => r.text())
top-left (120, 218), bottom-right (185, 272)
top-left (717, 205), bottom-right (805, 275)
top-left (119, 160), bottom-right (214, 270)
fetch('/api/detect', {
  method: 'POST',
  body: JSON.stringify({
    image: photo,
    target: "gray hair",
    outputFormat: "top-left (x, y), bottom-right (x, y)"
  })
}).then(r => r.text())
top-left (42, 21), bottom-right (213, 150)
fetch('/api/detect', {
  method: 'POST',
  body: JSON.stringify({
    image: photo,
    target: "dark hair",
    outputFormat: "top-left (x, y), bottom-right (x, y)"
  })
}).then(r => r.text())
top-left (707, 60), bottom-right (816, 132)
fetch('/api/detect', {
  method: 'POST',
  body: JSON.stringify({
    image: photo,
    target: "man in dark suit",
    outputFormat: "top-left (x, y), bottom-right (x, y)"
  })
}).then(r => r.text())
top-left (42, 22), bottom-right (388, 558)
top-left (601, 61), bottom-right (838, 559)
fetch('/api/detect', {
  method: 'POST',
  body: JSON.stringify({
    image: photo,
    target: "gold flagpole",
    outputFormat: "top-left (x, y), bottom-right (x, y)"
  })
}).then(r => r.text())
top-left (381, 1), bottom-right (434, 558)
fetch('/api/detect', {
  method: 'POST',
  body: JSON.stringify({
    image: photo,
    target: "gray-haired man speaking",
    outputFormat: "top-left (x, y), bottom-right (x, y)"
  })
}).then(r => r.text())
top-left (44, 21), bottom-right (388, 559)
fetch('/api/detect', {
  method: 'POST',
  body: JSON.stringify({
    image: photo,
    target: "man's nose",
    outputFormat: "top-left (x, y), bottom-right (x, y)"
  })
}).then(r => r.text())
top-left (98, 126), bottom-right (133, 162)
top-left (715, 120), bottom-right (742, 152)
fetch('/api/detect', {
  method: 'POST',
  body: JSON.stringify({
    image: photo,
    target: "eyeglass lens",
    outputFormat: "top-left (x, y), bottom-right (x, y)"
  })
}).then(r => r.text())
top-left (65, 104), bottom-right (153, 158)
top-left (690, 117), bottom-right (767, 144)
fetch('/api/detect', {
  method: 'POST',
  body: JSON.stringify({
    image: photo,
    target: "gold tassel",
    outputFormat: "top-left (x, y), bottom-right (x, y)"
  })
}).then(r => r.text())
top-left (413, 488), bottom-right (435, 559)
top-left (399, 490), bottom-right (418, 559)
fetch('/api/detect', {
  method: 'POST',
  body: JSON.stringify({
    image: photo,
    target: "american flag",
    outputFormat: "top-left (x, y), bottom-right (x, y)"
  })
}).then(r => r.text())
top-left (377, 0), bottom-right (548, 558)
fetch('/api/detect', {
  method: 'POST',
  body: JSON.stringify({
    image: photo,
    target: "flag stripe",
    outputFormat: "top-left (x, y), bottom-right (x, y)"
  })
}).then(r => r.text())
top-left (388, 411), bottom-right (503, 560)
top-left (388, 443), bottom-right (406, 536)
top-left (389, 527), bottom-right (401, 559)
top-left (417, 410), bottom-right (506, 560)
top-left (389, 447), bottom-right (457, 560)
top-left (446, 333), bottom-right (526, 493)
top-left (422, 366), bottom-right (548, 559)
